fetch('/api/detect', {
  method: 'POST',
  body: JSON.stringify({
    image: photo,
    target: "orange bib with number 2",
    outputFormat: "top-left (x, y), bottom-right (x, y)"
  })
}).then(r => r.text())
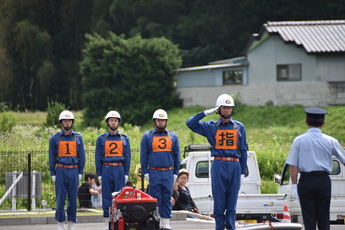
top-left (105, 140), bottom-right (123, 157)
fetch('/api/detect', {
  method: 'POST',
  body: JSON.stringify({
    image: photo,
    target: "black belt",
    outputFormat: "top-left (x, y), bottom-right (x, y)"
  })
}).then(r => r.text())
top-left (300, 171), bottom-right (328, 175)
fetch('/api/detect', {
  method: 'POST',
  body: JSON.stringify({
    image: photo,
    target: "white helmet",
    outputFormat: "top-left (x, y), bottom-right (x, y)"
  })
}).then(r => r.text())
top-left (59, 111), bottom-right (74, 122)
top-left (152, 109), bottom-right (168, 120)
top-left (216, 94), bottom-right (235, 107)
top-left (105, 111), bottom-right (121, 122)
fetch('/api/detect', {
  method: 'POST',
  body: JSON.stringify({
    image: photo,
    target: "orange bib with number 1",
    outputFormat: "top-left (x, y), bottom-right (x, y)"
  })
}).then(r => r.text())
top-left (152, 136), bottom-right (172, 152)
top-left (215, 130), bottom-right (238, 149)
top-left (58, 141), bottom-right (77, 157)
top-left (105, 140), bottom-right (123, 157)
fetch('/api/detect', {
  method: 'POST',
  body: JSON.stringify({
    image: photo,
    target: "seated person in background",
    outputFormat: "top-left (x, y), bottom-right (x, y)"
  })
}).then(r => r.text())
top-left (78, 172), bottom-right (99, 208)
top-left (172, 169), bottom-right (198, 213)
top-left (172, 177), bottom-right (179, 206)
top-left (91, 175), bottom-right (101, 208)
top-left (126, 179), bottom-right (133, 187)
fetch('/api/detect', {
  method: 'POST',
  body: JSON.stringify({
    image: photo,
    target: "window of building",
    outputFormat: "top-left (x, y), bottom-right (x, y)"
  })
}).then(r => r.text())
top-left (277, 64), bottom-right (301, 81)
top-left (223, 70), bottom-right (243, 85)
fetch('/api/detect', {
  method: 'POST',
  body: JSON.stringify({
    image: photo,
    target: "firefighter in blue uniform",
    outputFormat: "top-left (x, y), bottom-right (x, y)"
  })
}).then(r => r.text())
top-left (286, 107), bottom-right (345, 230)
top-left (49, 110), bottom-right (86, 230)
top-left (95, 111), bottom-right (131, 230)
top-left (140, 109), bottom-right (180, 230)
top-left (186, 94), bottom-right (247, 230)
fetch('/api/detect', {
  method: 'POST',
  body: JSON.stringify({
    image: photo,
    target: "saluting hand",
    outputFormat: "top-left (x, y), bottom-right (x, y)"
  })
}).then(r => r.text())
top-left (204, 106), bottom-right (219, 116)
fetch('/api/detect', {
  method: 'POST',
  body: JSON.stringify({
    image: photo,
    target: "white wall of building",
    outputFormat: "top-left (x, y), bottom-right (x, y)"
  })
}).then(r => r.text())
top-left (176, 81), bottom-right (343, 107)
top-left (247, 35), bottom-right (317, 84)
top-left (316, 55), bottom-right (345, 81)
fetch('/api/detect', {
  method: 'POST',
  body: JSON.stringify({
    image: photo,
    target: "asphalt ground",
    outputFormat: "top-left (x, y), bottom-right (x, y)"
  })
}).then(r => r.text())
top-left (1, 221), bottom-right (345, 230)
top-left (0, 211), bottom-right (343, 230)
top-left (1, 217), bottom-right (344, 230)
top-left (0, 218), bottom-right (215, 230)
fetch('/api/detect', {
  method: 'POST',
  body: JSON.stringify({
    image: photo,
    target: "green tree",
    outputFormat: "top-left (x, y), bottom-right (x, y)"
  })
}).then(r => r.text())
top-left (0, 46), bottom-right (12, 103)
top-left (0, 0), bottom-right (93, 111)
top-left (80, 33), bottom-right (182, 127)
top-left (92, 0), bottom-right (345, 67)
top-left (0, 0), bottom-right (53, 110)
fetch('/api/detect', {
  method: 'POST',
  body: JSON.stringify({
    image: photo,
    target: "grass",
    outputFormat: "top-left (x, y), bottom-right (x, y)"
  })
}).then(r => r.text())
top-left (16, 111), bottom-right (47, 126)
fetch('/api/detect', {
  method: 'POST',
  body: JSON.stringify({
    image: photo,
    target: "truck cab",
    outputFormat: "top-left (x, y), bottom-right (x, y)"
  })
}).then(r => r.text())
top-left (182, 145), bottom-right (286, 222)
top-left (274, 157), bottom-right (345, 223)
top-left (181, 145), bottom-right (261, 196)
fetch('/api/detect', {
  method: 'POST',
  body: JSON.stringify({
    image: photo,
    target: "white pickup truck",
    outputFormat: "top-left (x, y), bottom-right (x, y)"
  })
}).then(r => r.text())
top-left (274, 158), bottom-right (345, 224)
top-left (181, 145), bottom-right (287, 223)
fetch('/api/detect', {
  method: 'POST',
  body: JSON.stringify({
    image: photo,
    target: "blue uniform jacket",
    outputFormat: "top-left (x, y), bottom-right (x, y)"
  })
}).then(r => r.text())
top-left (49, 130), bottom-right (85, 176)
top-left (286, 127), bottom-right (345, 173)
top-left (186, 111), bottom-right (248, 175)
top-left (140, 128), bottom-right (180, 175)
top-left (95, 131), bottom-right (131, 177)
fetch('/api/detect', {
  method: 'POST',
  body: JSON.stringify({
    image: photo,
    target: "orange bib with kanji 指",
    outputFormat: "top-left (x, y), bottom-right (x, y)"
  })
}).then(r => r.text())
top-left (215, 130), bottom-right (238, 149)
top-left (152, 136), bottom-right (172, 152)
top-left (58, 140), bottom-right (77, 157)
top-left (105, 140), bottom-right (123, 157)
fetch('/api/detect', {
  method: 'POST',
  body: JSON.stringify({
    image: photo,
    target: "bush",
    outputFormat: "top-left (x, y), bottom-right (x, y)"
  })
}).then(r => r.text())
top-left (80, 33), bottom-right (183, 127)
top-left (0, 111), bottom-right (17, 132)
top-left (44, 102), bottom-right (67, 128)
top-left (0, 102), bottom-right (10, 112)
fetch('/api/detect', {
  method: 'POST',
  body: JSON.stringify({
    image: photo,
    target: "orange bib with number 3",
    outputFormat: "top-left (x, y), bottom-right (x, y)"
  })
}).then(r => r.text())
top-left (105, 140), bottom-right (123, 157)
top-left (58, 141), bottom-right (77, 157)
top-left (215, 130), bottom-right (238, 149)
top-left (152, 136), bottom-right (172, 152)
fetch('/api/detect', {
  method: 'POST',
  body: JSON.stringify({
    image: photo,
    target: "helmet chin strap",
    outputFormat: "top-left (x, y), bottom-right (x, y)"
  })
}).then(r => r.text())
top-left (219, 110), bottom-right (231, 119)
top-left (154, 121), bottom-right (166, 132)
top-left (108, 124), bottom-right (118, 131)
top-left (60, 121), bottom-right (73, 131)
top-left (106, 119), bottom-right (121, 132)
top-left (63, 125), bottom-right (72, 131)
top-left (220, 114), bottom-right (231, 119)
top-left (156, 127), bottom-right (165, 132)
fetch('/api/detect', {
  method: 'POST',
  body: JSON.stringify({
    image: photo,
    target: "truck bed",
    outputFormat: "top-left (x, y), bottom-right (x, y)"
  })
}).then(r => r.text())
top-left (193, 193), bottom-right (287, 222)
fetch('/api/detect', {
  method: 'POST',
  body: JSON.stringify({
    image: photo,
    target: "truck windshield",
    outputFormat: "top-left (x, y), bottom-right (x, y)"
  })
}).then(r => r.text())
top-left (196, 161), bottom-right (210, 178)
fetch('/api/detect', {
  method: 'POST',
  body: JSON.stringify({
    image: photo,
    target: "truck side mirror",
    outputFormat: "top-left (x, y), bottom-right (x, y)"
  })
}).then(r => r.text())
top-left (274, 174), bottom-right (281, 184)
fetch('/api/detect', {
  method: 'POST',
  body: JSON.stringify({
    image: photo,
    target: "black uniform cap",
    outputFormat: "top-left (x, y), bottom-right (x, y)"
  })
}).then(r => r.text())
top-left (304, 107), bottom-right (327, 119)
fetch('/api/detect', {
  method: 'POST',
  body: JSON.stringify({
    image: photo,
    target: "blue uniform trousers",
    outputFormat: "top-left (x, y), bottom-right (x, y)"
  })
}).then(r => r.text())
top-left (298, 173), bottom-right (331, 230)
top-left (102, 165), bottom-right (125, 218)
top-left (148, 169), bottom-right (173, 218)
top-left (212, 160), bottom-right (241, 230)
top-left (55, 167), bottom-right (79, 222)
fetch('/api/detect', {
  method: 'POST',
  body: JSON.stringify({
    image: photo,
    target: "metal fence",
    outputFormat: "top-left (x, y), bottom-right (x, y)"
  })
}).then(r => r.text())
top-left (0, 149), bottom-right (140, 212)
